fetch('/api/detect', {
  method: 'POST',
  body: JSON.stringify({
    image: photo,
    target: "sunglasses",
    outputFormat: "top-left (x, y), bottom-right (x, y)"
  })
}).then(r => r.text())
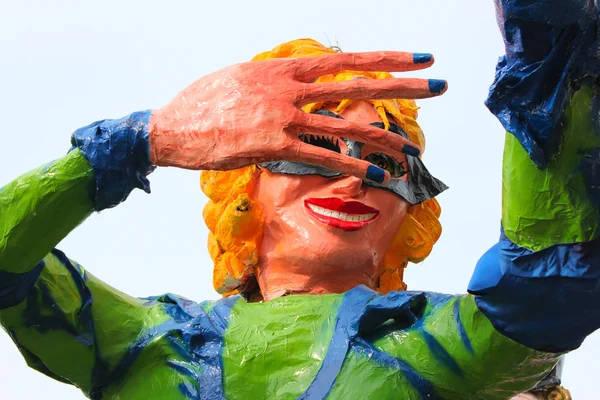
top-left (260, 110), bottom-right (447, 205)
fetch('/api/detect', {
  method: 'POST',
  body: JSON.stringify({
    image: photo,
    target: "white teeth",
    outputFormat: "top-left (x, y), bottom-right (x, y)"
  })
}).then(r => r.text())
top-left (307, 204), bottom-right (376, 222)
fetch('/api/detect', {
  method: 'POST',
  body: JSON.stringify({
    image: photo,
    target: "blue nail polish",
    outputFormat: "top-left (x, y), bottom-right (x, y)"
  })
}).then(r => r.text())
top-left (403, 144), bottom-right (420, 157)
top-left (413, 53), bottom-right (432, 64)
top-left (428, 79), bottom-right (447, 94)
top-left (366, 165), bottom-right (386, 183)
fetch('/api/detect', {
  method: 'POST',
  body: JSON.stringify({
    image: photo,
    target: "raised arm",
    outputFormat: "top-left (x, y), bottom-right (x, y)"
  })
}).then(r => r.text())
top-left (365, 4), bottom-right (600, 398)
top-left (470, 0), bottom-right (600, 353)
top-left (0, 151), bottom-right (93, 278)
top-left (0, 111), bottom-right (152, 279)
top-left (0, 112), bottom-right (165, 395)
top-left (0, 52), bottom-right (446, 394)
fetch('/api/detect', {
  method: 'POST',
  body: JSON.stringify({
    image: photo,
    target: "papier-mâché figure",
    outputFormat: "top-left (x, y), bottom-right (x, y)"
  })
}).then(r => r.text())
top-left (1, 1), bottom-right (599, 399)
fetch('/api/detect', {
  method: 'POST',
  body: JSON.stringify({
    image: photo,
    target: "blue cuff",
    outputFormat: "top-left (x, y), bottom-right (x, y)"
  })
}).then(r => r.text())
top-left (468, 228), bottom-right (600, 352)
top-left (498, 0), bottom-right (596, 26)
top-left (70, 110), bottom-right (155, 211)
top-left (486, 0), bottom-right (600, 167)
top-left (0, 261), bottom-right (45, 309)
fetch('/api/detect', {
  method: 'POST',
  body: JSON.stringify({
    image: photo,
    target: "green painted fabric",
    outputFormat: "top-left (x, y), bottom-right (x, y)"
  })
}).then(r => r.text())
top-left (0, 150), bottom-right (94, 274)
top-left (0, 259), bottom-right (559, 399)
top-left (502, 86), bottom-right (600, 250)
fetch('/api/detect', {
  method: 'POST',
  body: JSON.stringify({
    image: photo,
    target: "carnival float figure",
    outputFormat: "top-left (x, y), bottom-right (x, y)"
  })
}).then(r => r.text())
top-left (1, 0), bottom-right (599, 399)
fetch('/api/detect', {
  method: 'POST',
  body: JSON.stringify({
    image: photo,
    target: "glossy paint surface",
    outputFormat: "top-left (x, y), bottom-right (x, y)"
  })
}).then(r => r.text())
top-left (254, 101), bottom-right (410, 300)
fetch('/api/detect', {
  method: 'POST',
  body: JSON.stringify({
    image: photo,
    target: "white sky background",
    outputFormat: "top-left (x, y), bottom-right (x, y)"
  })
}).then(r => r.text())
top-left (0, 0), bottom-right (598, 398)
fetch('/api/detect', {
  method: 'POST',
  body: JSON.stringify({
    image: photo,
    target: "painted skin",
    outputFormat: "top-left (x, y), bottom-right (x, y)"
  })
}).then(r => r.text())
top-left (255, 101), bottom-right (410, 300)
top-left (148, 51), bottom-right (445, 184)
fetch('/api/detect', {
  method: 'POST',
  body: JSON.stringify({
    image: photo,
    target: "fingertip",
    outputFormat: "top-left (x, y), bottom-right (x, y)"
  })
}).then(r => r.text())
top-left (428, 79), bottom-right (448, 95)
top-left (366, 165), bottom-right (389, 184)
top-left (381, 171), bottom-right (391, 185)
top-left (402, 144), bottom-right (421, 157)
top-left (413, 53), bottom-right (434, 65)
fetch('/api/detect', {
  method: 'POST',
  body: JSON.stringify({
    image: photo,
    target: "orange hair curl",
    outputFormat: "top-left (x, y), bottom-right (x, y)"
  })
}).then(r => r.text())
top-left (201, 38), bottom-right (442, 298)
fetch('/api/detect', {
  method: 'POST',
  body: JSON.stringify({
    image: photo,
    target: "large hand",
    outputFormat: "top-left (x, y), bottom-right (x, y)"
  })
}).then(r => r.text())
top-left (149, 51), bottom-right (446, 183)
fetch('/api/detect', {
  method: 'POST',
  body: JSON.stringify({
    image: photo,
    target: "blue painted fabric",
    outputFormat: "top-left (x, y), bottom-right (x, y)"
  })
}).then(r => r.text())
top-left (0, 261), bottom-right (45, 310)
top-left (486, 0), bottom-right (600, 166)
top-left (70, 110), bottom-right (154, 211)
top-left (468, 228), bottom-right (600, 352)
top-left (143, 294), bottom-right (238, 400)
top-left (300, 286), bottom-right (449, 400)
top-left (298, 286), bottom-right (377, 400)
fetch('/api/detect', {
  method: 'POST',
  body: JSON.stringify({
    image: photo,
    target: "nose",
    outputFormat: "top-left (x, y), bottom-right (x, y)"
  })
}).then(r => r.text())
top-left (331, 175), bottom-right (365, 197)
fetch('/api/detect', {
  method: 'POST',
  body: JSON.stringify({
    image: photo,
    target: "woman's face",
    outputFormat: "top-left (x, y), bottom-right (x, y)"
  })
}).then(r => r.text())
top-left (255, 101), bottom-right (411, 300)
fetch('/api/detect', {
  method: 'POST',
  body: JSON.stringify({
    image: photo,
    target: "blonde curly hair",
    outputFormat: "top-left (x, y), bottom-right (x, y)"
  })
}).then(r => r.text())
top-left (201, 38), bottom-right (442, 298)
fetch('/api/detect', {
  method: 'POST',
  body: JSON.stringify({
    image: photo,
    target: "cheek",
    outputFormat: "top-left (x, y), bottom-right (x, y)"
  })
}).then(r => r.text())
top-left (255, 173), bottom-right (326, 221)
top-left (369, 190), bottom-right (409, 243)
top-left (256, 174), bottom-right (300, 209)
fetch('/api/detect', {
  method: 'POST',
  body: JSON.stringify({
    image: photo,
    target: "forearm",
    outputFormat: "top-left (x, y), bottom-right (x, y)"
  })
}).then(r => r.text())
top-left (0, 110), bottom-right (154, 275)
top-left (0, 150), bottom-right (94, 274)
top-left (474, 84), bottom-right (600, 352)
top-left (466, 1), bottom-right (600, 353)
top-left (494, 0), bottom-right (600, 248)
top-left (0, 111), bottom-right (161, 391)
top-left (502, 85), bottom-right (600, 250)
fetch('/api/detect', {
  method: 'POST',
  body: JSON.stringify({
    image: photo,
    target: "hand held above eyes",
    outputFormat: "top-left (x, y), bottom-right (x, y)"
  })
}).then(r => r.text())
top-left (148, 51), bottom-right (447, 184)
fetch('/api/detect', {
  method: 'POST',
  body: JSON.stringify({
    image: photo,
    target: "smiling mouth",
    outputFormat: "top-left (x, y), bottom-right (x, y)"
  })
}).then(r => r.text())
top-left (304, 198), bottom-right (380, 231)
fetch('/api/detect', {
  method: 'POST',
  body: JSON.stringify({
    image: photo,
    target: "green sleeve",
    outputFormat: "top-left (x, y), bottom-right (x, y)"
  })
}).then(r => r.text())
top-left (0, 151), bottom-right (170, 395)
top-left (371, 294), bottom-right (560, 399)
top-left (502, 85), bottom-right (600, 250)
top-left (0, 250), bottom-right (170, 396)
top-left (0, 150), bottom-right (94, 274)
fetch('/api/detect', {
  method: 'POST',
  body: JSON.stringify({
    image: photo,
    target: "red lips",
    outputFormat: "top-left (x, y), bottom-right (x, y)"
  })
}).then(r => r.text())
top-left (304, 198), bottom-right (380, 231)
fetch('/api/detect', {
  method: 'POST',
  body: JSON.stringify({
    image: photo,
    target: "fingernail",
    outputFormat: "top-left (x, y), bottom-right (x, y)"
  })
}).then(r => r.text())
top-left (403, 144), bottom-right (421, 157)
top-left (413, 53), bottom-right (433, 64)
top-left (366, 165), bottom-right (386, 184)
top-left (428, 79), bottom-right (447, 94)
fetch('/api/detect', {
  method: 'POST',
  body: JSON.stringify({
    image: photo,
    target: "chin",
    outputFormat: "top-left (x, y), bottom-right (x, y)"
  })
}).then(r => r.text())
top-left (314, 225), bottom-right (387, 259)
top-left (257, 224), bottom-right (386, 300)
top-left (292, 235), bottom-right (380, 273)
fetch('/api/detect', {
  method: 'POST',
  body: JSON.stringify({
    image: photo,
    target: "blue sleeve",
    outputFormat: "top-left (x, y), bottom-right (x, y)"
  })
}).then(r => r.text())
top-left (468, 228), bottom-right (600, 352)
top-left (486, 0), bottom-right (600, 166)
top-left (70, 110), bottom-right (155, 211)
